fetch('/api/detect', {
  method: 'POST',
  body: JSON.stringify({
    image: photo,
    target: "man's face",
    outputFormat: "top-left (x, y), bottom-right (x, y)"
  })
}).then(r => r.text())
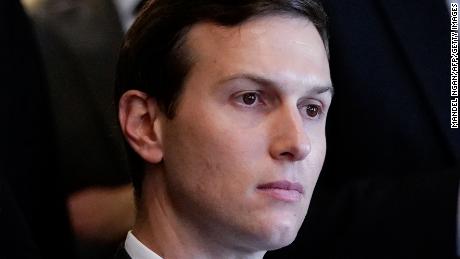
top-left (160, 15), bottom-right (332, 251)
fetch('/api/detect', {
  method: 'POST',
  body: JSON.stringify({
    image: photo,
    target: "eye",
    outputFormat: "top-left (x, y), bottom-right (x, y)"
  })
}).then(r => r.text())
top-left (234, 91), bottom-right (263, 107)
top-left (242, 92), bottom-right (257, 105)
top-left (303, 104), bottom-right (323, 119)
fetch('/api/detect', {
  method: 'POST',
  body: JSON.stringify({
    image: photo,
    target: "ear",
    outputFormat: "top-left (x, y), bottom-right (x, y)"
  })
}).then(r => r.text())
top-left (118, 90), bottom-right (164, 164)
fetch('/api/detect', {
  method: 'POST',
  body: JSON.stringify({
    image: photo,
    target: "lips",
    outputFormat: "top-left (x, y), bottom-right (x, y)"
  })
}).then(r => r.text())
top-left (257, 180), bottom-right (304, 202)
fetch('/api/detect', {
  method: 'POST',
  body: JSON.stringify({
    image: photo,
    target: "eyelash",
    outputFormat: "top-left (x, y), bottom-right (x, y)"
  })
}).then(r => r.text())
top-left (233, 91), bottom-right (324, 119)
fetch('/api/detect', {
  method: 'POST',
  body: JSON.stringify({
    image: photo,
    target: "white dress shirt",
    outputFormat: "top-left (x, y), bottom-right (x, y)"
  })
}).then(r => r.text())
top-left (125, 231), bottom-right (163, 259)
top-left (113, 0), bottom-right (141, 31)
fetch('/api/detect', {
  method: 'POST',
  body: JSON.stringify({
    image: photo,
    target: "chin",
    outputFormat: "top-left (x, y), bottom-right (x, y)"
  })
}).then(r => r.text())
top-left (251, 218), bottom-right (301, 251)
top-left (264, 236), bottom-right (297, 251)
top-left (270, 227), bottom-right (299, 250)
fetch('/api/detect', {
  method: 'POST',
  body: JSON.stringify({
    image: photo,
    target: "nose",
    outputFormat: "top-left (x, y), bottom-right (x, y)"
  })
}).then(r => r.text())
top-left (269, 106), bottom-right (311, 162)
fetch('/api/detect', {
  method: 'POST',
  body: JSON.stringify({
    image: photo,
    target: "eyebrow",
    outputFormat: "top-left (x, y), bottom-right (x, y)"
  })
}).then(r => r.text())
top-left (219, 73), bottom-right (334, 97)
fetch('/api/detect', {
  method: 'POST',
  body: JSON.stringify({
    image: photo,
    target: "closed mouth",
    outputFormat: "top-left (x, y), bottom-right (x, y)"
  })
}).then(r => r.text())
top-left (257, 180), bottom-right (304, 194)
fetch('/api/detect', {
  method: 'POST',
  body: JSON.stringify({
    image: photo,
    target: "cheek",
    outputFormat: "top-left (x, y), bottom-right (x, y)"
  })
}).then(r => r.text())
top-left (303, 129), bottom-right (327, 190)
top-left (309, 126), bottom-right (327, 163)
top-left (161, 118), bottom-right (268, 232)
top-left (162, 114), bottom-right (262, 198)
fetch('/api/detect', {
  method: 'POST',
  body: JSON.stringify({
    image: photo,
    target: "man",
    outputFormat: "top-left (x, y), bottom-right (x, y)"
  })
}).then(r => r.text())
top-left (114, 0), bottom-right (332, 258)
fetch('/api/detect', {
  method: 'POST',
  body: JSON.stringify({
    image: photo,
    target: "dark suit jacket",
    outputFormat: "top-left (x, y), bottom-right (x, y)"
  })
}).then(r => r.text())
top-left (0, 0), bottom-right (75, 258)
top-left (29, 0), bottom-right (131, 194)
top-left (266, 0), bottom-right (459, 258)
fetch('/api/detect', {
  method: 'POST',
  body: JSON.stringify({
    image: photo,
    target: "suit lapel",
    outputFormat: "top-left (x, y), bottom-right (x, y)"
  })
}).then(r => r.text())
top-left (377, 0), bottom-right (460, 161)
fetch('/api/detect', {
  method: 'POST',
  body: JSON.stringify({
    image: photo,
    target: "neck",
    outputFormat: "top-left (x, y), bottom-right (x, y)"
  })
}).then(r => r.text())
top-left (131, 166), bottom-right (266, 259)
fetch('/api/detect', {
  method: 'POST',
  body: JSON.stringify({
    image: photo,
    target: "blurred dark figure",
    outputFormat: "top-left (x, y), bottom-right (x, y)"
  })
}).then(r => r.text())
top-left (24, 0), bottom-right (140, 258)
top-left (0, 0), bottom-right (75, 258)
top-left (267, 0), bottom-right (460, 258)
top-left (29, 0), bottom-right (131, 196)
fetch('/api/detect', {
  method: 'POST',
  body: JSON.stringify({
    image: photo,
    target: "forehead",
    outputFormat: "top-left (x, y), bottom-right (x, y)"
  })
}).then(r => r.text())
top-left (182, 15), bottom-right (330, 88)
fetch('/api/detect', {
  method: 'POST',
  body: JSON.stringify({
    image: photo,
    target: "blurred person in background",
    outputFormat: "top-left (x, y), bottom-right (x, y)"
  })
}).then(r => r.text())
top-left (1, 0), bottom-right (75, 258)
top-left (21, 0), bottom-right (150, 257)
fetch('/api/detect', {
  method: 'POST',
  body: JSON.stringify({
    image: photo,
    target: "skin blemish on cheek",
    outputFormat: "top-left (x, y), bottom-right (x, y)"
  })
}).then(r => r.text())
top-left (203, 155), bottom-right (221, 174)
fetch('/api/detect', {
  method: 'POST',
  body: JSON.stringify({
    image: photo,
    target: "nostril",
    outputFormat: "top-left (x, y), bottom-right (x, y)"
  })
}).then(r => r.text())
top-left (279, 151), bottom-right (298, 160)
top-left (280, 152), bottom-right (292, 157)
top-left (277, 144), bottom-right (310, 161)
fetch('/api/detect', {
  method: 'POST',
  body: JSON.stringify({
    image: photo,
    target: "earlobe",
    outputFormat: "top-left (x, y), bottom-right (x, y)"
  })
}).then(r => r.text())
top-left (118, 90), bottom-right (164, 164)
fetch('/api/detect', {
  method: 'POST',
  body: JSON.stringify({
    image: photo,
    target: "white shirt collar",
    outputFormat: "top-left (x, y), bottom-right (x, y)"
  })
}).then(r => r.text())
top-left (125, 231), bottom-right (163, 259)
top-left (113, 0), bottom-right (140, 31)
